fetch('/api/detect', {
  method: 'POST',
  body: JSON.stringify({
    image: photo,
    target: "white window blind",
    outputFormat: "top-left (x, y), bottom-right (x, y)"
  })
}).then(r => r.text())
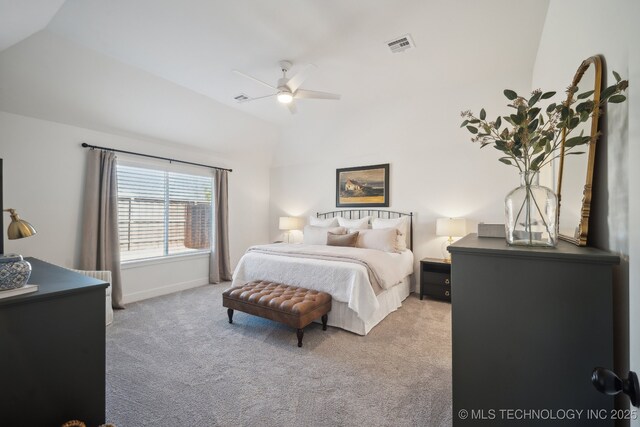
top-left (117, 164), bottom-right (213, 262)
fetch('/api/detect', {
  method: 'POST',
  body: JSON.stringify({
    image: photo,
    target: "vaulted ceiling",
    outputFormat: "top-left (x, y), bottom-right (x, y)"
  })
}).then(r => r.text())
top-left (0, 0), bottom-right (65, 50)
top-left (0, 0), bottom-right (550, 156)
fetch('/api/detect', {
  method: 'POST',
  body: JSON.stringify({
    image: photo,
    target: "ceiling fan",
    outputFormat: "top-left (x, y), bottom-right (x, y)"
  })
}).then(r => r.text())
top-left (233, 60), bottom-right (341, 114)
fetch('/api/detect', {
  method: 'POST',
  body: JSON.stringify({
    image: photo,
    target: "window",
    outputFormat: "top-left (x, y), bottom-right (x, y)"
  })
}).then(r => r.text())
top-left (116, 163), bottom-right (213, 262)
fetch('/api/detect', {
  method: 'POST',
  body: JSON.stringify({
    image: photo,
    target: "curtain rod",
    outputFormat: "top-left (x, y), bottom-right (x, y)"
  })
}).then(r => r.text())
top-left (81, 143), bottom-right (232, 172)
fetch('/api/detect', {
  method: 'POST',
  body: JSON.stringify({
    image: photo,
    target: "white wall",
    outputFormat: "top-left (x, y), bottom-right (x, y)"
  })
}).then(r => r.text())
top-left (268, 3), bottom-right (549, 283)
top-left (269, 93), bottom-right (521, 257)
top-left (533, 0), bottom-right (638, 419)
top-left (0, 111), bottom-right (272, 303)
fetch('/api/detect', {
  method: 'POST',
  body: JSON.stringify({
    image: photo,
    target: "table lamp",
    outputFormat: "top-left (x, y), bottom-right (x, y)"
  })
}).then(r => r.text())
top-left (4, 209), bottom-right (37, 240)
top-left (436, 217), bottom-right (466, 263)
top-left (1, 208), bottom-right (37, 291)
top-left (279, 216), bottom-right (300, 243)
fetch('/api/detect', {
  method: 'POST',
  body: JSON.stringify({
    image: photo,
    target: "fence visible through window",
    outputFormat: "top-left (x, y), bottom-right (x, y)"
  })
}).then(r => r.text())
top-left (117, 164), bottom-right (212, 262)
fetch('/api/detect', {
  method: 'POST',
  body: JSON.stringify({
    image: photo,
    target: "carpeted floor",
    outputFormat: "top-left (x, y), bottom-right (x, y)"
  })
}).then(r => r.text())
top-left (106, 284), bottom-right (452, 426)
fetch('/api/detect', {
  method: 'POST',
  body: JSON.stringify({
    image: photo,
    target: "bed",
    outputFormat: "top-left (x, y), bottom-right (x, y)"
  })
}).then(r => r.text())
top-left (231, 210), bottom-right (414, 335)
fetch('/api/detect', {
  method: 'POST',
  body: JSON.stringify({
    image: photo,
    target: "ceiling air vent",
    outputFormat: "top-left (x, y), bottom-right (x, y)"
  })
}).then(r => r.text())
top-left (234, 93), bottom-right (250, 103)
top-left (386, 34), bottom-right (415, 53)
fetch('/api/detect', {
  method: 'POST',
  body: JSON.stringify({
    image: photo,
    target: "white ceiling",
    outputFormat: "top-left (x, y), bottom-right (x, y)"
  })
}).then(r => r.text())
top-left (44, 0), bottom-right (550, 125)
top-left (45, 0), bottom-right (408, 125)
top-left (0, 0), bottom-right (550, 155)
top-left (0, 0), bottom-right (65, 51)
top-left (0, 30), bottom-right (280, 160)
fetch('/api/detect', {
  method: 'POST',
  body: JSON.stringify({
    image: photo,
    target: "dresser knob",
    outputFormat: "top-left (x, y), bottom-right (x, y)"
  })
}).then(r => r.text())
top-left (445, 278), bottom-right (450, 285)
top-left (592, 367), bottom-right (639, 407)
top-left (445, 290), bottom-right (450, 296)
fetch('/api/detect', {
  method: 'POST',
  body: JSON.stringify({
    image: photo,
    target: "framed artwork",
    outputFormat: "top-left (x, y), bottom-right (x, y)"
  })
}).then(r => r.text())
top-left (336, 163), bottom-right (389, 207)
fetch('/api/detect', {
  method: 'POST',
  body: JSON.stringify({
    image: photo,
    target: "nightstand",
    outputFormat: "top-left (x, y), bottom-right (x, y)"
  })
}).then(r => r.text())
top-left (420, 257), bottom-right (451, 301)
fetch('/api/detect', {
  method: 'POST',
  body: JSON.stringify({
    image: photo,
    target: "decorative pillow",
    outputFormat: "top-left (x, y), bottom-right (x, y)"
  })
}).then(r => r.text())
top-left (354, 228), bottom-right (400, 253)
top-left (309, 216), bottom-right (339, 227)
top-left (303, 225), bottom-right (346, 245)
top-left (372, 217), bottom-right (409, 251)
top-left (337, 216), bottom-right (371, 229)
top-left (327, 231), bottom-right (359, 247)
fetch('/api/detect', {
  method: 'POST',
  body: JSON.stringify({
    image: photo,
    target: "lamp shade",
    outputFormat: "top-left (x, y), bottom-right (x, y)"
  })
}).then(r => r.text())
top-left (5, 209), bottom-right (37, 240)
top-left (279, 216), bottom-right (300, 231)
top-left (436, 218), bottom-right (466, 238)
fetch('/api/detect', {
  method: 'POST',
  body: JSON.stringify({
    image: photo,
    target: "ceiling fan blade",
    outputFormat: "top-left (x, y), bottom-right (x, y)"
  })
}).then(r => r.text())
top-left (286, 64), bottom-right (317, 92)
top-left (294, 89), bottom-right (341, 100)
top-left (233, 70), bottom-right (277, 90)
top-left (287, 102), bottom-right (297, 115)
top-left (239, 93), bottom-right (276, 103)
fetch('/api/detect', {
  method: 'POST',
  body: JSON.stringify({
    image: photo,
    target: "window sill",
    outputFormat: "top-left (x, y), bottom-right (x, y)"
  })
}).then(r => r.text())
top-left (121, 251), bottom-right (210, 270)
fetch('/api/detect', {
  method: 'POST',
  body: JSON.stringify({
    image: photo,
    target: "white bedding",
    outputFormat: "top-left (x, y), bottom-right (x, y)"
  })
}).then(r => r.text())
top-left (231, 243), bottom-right (414, 326)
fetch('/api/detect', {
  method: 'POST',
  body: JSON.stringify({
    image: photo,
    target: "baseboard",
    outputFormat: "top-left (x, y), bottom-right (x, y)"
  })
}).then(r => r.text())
top-left (123, 277), bottom-right (210, 304)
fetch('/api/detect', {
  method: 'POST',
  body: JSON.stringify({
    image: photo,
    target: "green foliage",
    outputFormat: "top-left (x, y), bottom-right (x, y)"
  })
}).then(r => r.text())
top-left (609, 94), bottom-right (626, 103)
top-left (504, 89), bottom-right (517, 100)
top-left (613, 71), bottom-right (622, 82)
top-left (460, 71), bottom-right (628, 173)
top-left (577, 90), bottom-right (594, 99)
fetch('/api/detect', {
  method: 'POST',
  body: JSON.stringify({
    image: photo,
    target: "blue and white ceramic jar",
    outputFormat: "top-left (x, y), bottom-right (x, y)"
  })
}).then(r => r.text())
top-left (0, 254), bottom-right (32, 291)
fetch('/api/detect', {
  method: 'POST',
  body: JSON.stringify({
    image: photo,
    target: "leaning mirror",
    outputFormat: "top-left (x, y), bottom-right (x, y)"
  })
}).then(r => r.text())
top-left (556, 56), bottom-right (602, 246)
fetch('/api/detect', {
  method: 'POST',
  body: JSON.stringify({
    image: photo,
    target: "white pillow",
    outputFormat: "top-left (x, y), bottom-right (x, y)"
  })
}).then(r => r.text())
top-left (354, 228), bottom-right (400, 253)
top-left (303, 225), bottom-right (346, 245)
top-left (337, 216), bottom-right (371, 229)
top-left (372, 217), bottom-right (409, 251)
top-left (309, 216), bottom-right (339, 227)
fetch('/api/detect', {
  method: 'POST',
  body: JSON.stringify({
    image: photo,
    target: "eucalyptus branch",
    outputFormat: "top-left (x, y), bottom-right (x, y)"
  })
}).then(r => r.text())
top-left (460, 71), bottom-right (628, 177)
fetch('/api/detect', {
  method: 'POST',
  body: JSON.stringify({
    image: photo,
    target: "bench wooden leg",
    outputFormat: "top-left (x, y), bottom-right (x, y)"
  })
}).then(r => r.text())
top-left (321, 314), bottom-right (328, 331)
top-left (227, 308), bottom-right (234, 324)
top-left (297, 328), bottom-right (304, 347)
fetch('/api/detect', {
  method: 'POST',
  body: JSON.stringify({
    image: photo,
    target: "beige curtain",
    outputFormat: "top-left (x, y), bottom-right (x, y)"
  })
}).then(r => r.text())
top-left (80, 149), bottom-right (124, 308)
top-left (209, 169), bottom-right (232, 283)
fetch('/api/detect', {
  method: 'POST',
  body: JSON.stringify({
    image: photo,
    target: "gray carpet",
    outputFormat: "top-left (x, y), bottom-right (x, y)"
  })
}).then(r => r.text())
top-left (106, 284), bottom-right (452, 426)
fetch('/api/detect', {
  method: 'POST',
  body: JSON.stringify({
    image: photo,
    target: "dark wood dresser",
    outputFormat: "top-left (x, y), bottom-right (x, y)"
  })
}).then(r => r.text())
top-left (0, 258), bottom-right (108, 426)
top-left (449, 234), bottom-right (618, 426)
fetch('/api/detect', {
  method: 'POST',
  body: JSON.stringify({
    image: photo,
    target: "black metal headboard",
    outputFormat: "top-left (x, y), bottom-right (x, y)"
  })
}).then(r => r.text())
top-left (317, 209), bottom-right (413, 251)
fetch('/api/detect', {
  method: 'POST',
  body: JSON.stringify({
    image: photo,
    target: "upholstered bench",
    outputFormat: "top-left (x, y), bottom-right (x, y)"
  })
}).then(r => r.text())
top-left (222, 280), bottom-right (332, 347)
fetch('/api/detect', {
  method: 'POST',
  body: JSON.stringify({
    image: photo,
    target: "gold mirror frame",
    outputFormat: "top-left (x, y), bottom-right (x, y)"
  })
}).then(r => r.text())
top-left (556, 55), bottom-right (602, 246)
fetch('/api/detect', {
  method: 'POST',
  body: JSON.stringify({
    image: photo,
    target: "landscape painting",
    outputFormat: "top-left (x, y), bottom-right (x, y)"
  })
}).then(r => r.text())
top-left (336, 163), bottom-right (389, 207)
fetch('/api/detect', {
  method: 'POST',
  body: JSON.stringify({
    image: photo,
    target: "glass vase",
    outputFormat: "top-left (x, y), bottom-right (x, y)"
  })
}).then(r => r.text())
top-left (504, 171), bottom-right (558, 247)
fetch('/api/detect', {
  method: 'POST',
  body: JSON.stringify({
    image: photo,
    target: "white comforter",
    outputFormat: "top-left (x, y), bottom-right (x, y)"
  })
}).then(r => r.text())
top-left (232, 244), bottom-right (414, 322)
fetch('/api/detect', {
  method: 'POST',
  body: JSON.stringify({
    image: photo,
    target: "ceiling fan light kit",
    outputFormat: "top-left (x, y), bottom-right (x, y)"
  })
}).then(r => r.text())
top-left (277, 91), bottom-right (293, 104)
top-left (234, 60), bottom-right (341, 113)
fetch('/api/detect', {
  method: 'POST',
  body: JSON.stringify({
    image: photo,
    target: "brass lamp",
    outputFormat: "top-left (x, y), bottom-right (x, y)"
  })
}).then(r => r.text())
top-left (0, 208), bottom-right (36, 291)
top-left (4, 208), bottom-right (37, 240)
top-left (436, 217), bottom-right (466, 263)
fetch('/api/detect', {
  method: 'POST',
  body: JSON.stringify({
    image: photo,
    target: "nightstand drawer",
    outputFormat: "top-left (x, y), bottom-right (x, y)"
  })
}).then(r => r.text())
top-left (419, 257), bottom-right (452, 302)
top-left (424, 283), bottom-right (451, 301)
top-left (422, 271), bottom-right (451, 287)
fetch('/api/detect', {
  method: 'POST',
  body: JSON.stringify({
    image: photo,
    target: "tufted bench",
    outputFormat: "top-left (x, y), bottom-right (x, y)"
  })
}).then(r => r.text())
top-left (222, 280), bottom-right (332, 347)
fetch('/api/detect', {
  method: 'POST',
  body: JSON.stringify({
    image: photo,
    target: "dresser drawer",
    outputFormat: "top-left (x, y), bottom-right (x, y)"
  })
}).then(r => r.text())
top-left (424, 283), bottom-right (451, 301)
top-left (422, 271), bottom-right (451, 287)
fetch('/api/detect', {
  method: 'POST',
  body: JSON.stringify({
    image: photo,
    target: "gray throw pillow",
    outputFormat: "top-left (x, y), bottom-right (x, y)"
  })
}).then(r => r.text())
top-left (327, 231), bottom-right (359, 247)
